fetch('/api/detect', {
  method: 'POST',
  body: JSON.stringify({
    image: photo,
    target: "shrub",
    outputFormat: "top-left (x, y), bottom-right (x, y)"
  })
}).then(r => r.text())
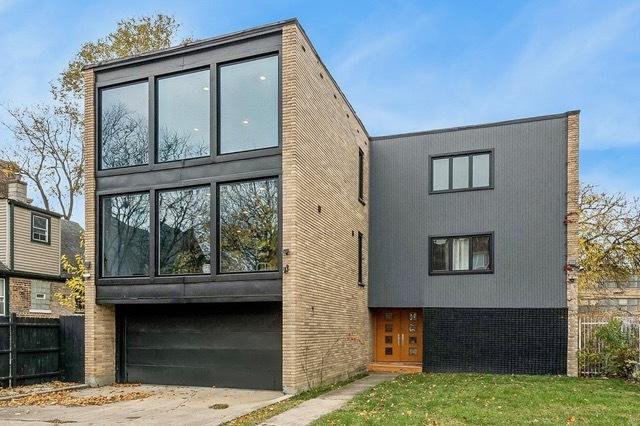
top-left (579, 319), bottom-right (639, 379)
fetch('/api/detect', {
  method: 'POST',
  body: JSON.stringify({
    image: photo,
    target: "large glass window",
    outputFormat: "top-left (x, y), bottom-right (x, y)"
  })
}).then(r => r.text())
top-left (157, 69), bottom-right (210, 162)
top-left (102, 193), bottom-right (150, 277)
top-left (430, 234), bottom-right (492, 274)
top-left (219, 55), bottom-right (278, 154)
top-left (158, 186), bottom-right (211, 275)
top-left (219, 178), bottom-right (278, 273)
top-left (100, 82), bottom-right (149, 169)
top-left (431, 151), bottom-right (492, 192)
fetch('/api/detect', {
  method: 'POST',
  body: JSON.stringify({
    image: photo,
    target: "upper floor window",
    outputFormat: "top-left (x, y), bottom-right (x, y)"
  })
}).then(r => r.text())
top-left (158, 186), bottom-right (211, 275)
top-left (218, 178), bottom-right (278, 273)
top-left (431, 151), bottom-right (492, 193)
top-left (430, 234), bottom-right (493, 275)
top-left (31, 213), bottom-right (50, 244)
top-left (157, 69), bottom-right (210, 162)
top-left (358, 148), bottom-right (365, 203)
top-left (100, 81), bottom-right (149, 169)
top-left (218, 55), bottom-right (278, 154)
top-left (101, 193), bottom-right (150, 277)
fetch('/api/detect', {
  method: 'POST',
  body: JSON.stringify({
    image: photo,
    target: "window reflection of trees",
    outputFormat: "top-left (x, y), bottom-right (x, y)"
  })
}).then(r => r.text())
top-left (101, 103), bottom-right (149, 169)
top-left (157, 126), bottom-right (209, 163)
top-left (159, 187), bottom-right (211, 275)
top-left (102, 194), bottom-right (150, 277)
top-left (219, 178), bottom-right (278, 273)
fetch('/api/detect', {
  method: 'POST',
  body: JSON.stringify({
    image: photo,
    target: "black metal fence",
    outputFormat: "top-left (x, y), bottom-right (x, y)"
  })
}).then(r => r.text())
top-left (0, 314), bottom-right (84, 387)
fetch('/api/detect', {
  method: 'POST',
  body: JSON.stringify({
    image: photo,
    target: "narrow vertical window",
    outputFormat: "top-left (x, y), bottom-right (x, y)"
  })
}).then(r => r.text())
top-left (219, 178), bottom-right (279, 273)
top-left (0, 278), bottom-right (5, 316)
top-left (358, 231), bottom-right (364, 285)
top-left (219, 55), bottom-right (279, 154)
top-left (157, 69), bottom-right (210, 162)
top-left (101, 193), bottom-right (150, 277)
top-left (100, 81), bottom-right (149, 169)
top-left (358, 148), bottom-right (365, 202)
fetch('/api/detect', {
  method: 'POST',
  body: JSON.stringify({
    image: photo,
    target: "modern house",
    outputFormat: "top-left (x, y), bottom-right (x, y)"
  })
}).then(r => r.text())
top-left (82, 19), bottom-right (579, 392)
top-left (0, 161), bottom-right (77, 318)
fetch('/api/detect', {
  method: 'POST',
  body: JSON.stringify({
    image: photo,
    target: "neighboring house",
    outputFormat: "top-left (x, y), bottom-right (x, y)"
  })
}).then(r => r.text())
top-left (0, 162), bottom-right (78, 318)
top-left (580, 277), bottom-right (640, 315)
top-left (82, 19), bottom-right (579, 392)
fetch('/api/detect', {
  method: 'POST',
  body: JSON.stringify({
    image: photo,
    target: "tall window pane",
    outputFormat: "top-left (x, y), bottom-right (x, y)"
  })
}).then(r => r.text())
top-left (100, 82), bottom-right (148, 169)
top-left (158, 187), bottom-right (211, 275)
top-left (452, 156), bottom-right (469, 189)
top-left (432, 158), bottom-right (449, 191)
top-left (431, 238), bottom-right (449, 271)
top-left (472, 154), bottom-right (490, 187)
top-left (219, 55), bottom-right (278, 154)
top-left (219, 178), bottom-right (278, 273)
top-left (102, 193), bottom-right (150, 277)
top-left (157, 69), bottom-right (210, 162)
top-left (472, 235), bottom-right (491, 270)
top-left (452, 237), bottom-right (469, 270)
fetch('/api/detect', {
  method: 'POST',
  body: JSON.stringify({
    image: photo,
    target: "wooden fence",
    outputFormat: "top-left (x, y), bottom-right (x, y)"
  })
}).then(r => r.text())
top-left (0, 314), bottom-right (84, 387)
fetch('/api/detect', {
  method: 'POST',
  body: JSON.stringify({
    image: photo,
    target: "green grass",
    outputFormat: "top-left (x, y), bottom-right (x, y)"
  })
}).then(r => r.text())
top-left (223, 373), bottom-right (367, 426)
top-left (314, 373), bottom-right (640, 426)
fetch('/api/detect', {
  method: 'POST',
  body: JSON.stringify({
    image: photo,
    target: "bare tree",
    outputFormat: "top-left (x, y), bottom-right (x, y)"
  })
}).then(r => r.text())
top-left (1, 104), bottom-right (82, 219)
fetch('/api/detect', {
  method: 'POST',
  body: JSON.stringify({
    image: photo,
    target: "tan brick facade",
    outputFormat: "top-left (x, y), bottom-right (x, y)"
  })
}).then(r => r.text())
top-left (83, 70), bottom-right (116, 387)
top-left (8, 277), bottom-right (72, 318)
top-left (566, 112), bottom-right (580, 376)
top-left (281, 23), bottom-right (371, 393)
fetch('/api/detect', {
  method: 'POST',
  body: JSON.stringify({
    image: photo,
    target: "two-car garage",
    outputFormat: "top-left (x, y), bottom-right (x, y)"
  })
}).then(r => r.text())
top-left (116, 302), bottom-right (282, 390)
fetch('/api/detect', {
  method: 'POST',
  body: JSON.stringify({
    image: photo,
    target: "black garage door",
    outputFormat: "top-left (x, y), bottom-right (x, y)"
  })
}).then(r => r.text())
top-left (118, 302), bottom-right (282, 390)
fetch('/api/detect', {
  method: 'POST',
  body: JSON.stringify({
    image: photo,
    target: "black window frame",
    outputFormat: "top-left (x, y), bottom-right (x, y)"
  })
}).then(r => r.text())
top-left (99, 190), bottom-right (152, 279)
top-left (216, 53), bottom-right (281, 157)
top-left (428, 232), bottom-right (494, 275)
top-left (155, 66), bottom-right (213, 165)
top-left (429, 149), bottom-right (494, 194)
top-left (95, 51), bottom-right (282, 176)
top-left (357, 231), bottom-right (364, 286)
top-left (358, 148), bottom-right (365, 204)
top-left (31, 212), bottom-right (51, 245)
top-left (97, 78), bottom-right (151, 171)
top-left (216, 176), bottom-right (280, 275)
top-left (156, 184), bottom-right (213, 277)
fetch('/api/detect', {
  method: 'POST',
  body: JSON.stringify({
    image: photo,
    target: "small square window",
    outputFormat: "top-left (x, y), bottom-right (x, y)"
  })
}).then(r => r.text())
top-left (385, 348), bottom-right (393, 355)
top-left (384, 323), bottom-right (393, 332)
top-left (385, 336), bottom-right (392, 344)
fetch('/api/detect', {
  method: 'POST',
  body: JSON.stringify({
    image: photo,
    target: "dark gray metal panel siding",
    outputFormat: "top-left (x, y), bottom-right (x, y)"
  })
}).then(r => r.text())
top-left (369, 117), bottom-right (567, 308)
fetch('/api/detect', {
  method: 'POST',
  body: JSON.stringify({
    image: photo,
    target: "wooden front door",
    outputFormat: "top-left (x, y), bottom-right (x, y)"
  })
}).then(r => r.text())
top-left (375, 309), bottom-right (423, 363)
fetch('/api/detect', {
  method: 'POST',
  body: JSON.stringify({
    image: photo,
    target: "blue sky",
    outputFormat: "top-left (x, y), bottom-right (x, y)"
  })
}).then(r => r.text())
top-left (0, 0), bottom-right (639, 224)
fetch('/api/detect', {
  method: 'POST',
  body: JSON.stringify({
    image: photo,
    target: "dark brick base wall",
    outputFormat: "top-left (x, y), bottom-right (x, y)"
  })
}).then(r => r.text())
top-left (423, 308), bottom-right (567, 375)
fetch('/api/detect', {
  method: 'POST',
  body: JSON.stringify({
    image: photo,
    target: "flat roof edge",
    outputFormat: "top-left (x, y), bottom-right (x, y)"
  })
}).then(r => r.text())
top-left (83, 18), bottom-right (298, 71)
top-left (370, 110), bottom-right (581, 141)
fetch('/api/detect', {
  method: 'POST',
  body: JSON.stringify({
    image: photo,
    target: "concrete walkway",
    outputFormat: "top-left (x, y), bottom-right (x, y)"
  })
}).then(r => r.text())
top-left (261, 373), bottom-right (397, 426)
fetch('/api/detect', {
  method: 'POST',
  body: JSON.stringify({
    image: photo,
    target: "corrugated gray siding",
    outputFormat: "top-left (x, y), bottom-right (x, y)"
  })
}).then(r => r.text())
top-left (369, 116), bottom-right (567, 308)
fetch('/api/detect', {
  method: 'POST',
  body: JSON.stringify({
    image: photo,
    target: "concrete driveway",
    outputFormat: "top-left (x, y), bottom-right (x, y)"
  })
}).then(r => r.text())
top-left (0, 384), bottom-right (286, 425)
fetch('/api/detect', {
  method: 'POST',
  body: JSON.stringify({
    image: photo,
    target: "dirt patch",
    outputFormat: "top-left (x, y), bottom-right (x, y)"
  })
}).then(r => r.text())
top-left (0, 390), bottom-right (152, 407)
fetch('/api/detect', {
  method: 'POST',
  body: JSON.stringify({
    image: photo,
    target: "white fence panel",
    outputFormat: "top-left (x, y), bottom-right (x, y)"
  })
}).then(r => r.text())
top-left (578, 316), bottom-right (640, 376)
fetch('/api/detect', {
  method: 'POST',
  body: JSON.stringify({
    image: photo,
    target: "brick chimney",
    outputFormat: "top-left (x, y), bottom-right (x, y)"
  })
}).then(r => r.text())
top-left (0, 160), bottom-right (31, 204)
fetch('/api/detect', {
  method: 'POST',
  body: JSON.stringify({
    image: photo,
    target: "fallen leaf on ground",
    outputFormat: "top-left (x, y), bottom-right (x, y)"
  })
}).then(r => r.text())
top-left (0, 390), bottom-right (152, 407)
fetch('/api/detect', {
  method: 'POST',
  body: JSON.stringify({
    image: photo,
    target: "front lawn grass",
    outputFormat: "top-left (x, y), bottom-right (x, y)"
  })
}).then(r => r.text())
top-left (314, 373), bottom-right (640, 425)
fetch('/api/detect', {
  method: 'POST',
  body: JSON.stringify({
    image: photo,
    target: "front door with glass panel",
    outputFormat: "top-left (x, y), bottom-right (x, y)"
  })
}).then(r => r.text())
top-left (375, 309), bottom-right (423, 362)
